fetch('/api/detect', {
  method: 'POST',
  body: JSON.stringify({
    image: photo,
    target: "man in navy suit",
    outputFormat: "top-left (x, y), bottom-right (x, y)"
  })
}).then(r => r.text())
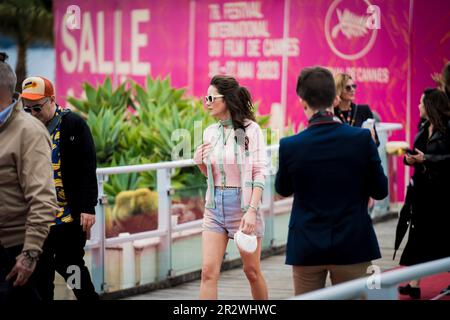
top-left (275, 67), bottom-right (388, 295)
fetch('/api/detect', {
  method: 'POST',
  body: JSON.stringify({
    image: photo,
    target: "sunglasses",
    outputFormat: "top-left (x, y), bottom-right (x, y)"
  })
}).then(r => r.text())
top-left (205, 95), bottom-right (224, 104)
top-left (23, 98), bottom-right (49, 113)
top-left (345, 84), bottom-right (357, 92)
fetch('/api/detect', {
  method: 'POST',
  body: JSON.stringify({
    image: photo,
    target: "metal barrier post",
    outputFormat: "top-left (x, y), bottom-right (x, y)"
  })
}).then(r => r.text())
top-left (91, 173), bottom-right (107, 293)
top-left (262, 171), bottom-right (275, 249)
top-left (365, 286), bottom-right (398, 300)
top-left (372, 128), bottom-right (390, 218)
top-left (157, 168), bottom-right (173, 280)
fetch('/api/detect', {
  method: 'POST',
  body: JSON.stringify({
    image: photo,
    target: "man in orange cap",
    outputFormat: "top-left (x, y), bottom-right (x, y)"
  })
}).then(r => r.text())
top-left (22, 76), bottom-right (99, 301)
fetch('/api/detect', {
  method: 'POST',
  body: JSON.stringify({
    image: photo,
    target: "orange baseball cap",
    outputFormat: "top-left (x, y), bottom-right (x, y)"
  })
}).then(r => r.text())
top-left (21, 76), bottom-right (55, 100)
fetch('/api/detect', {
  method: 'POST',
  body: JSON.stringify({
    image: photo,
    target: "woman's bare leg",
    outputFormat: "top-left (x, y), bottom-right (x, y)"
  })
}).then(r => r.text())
top-left (239, 238), bottom-right (268, 300)
top-left (199, 231), bottom-right (229, 299)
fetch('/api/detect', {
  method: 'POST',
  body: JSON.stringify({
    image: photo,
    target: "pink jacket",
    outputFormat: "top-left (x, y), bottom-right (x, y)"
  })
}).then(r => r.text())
top-left (203, 119), bottom-right (267, 212)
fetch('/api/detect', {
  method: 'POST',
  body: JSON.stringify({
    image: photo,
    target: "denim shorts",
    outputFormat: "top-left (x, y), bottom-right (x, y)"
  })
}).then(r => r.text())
top-left (203, 187), bottom-right (265, 239)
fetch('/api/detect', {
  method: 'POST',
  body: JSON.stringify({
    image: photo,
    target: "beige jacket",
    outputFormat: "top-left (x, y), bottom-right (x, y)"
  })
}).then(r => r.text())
top-left (0, 100), bottom-right (58, 253)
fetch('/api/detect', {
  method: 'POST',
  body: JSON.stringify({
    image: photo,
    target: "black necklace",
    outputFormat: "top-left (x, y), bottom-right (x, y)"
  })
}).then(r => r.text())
top-left (338, 106), bottom-right (355, 126)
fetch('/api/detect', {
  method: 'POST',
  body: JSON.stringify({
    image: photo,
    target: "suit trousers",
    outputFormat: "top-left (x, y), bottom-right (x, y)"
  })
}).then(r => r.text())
top-left (292, 261), bottom-right (372, 295)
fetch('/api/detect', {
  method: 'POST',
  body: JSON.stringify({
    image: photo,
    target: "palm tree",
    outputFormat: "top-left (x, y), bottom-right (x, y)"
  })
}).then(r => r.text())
top-left (0, 0), bottom-right (53, 91)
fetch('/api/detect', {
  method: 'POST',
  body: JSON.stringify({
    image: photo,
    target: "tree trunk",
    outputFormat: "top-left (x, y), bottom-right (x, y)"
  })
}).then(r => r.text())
top-left (15, 40), bottom-right (27, 93)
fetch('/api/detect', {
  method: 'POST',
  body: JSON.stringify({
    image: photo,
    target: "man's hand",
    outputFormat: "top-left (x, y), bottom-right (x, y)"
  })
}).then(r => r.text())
top-left (6, 253), bottom-right (37, 286)
top-left (80, 213), bottom-right (96, 239)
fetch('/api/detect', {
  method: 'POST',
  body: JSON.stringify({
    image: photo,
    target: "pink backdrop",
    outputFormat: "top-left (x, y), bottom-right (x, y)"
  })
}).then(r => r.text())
top-left (54, 0), bottom-right (450, 202)
top-left (285, 0), bottom-right (410, 200)
top-left (54, 0), bottom-right (191, 98)
top-left (192, 0), bottom-right (286, 116)
top-left (410, 0), bottom-right (450, 139)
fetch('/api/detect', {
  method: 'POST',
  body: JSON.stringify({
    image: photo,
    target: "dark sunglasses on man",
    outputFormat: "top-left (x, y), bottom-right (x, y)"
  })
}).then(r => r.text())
top-left (204, 94), bottom-right (224, 104)
top-left (23, 98), bottom-right (49, 113)
top-left (345, 84), bottom-right (357, 92)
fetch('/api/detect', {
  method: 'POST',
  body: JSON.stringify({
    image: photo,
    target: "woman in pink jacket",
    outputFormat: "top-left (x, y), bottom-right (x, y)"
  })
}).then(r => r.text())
top-left (194, 75), bottom-right (268, 300)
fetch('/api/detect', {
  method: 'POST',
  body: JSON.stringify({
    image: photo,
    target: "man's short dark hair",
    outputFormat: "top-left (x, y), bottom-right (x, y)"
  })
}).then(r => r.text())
top-left (0, 52), bottom-right (17, 95)
top-left (296, 66), bottom-right (336, 109)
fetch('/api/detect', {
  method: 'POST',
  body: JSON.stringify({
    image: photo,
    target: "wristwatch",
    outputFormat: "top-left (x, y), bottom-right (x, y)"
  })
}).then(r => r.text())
top-left (22, 250), bottom-right (40, 261)
top-left (248, 204), bottom-right (258, 212)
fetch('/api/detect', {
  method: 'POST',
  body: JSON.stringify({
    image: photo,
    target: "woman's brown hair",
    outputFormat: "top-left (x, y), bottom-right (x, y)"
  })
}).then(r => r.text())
top-left (423, 87), bottom-right (450, 134)
top-left (210, 75), bottom-right (256, 150)
top-left (210, 75), bottom-right (256, 130)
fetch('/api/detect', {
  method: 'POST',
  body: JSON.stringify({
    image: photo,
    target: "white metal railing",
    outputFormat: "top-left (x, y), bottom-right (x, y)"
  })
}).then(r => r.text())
top-left (88, 144), bottom-right (282, 246)
top-left (96, 145), bottom-right (281, 176)
top-left (87, 143), bottom-right (280, 246)
top-left (375, 122), bottom-right (403, 132)
top-left (87, 144), bottom-right (280, 292)
top-left (96, 159), bottom-right (195, 175)
top-left (290, 257), bottom-right (450, 300)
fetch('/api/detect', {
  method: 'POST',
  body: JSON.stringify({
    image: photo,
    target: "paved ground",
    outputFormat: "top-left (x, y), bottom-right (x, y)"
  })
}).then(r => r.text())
top-left (127, 217), bottom-right (405, 300)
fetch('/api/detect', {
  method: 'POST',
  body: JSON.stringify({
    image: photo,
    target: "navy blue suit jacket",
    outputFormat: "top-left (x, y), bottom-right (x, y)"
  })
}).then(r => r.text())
top-left (275, 114), bottom-right (388, 266)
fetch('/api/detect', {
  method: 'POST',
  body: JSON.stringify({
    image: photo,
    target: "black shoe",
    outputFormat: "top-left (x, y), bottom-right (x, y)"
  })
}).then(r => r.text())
top-left (398, 284), bottom-right (421, 299)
